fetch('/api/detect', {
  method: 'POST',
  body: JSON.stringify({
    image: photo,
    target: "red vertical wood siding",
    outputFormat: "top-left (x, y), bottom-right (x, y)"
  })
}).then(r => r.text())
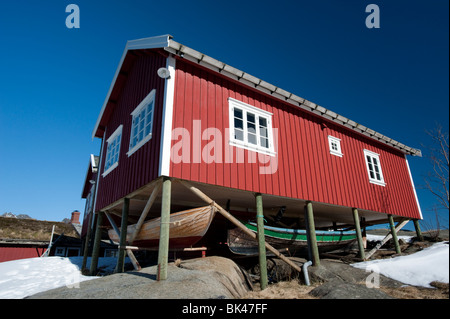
top-left (0, 247), bottom-right (46, 262)
top-left (169, 58), bottom-right (421, 219)
top-left (95, 51), bottom-right (166, 210)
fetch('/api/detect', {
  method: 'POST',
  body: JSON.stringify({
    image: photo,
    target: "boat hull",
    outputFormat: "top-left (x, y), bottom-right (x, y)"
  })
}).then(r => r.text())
top-left (109, 205), bottom-right (216, 250)
top-left (228, 222), bottom-right (356, 256)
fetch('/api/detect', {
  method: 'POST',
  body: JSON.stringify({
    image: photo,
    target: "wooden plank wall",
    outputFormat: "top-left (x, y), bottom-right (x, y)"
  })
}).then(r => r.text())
top-left (169, 58), bottom-right (421, 219)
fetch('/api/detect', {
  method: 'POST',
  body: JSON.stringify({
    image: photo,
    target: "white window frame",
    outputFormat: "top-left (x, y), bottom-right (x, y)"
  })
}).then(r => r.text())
top-left (328, 135), bottom-right (343, 157)
top-left (228, 97), bottom-right (276, 156)
top-left (54, 247), bottom-right (66, 257)
top-left (102, 125), bottom-right (123, 177)
top-left (363, 149), bottom-right (386, 186)
top-left (127, 89), bottom-right (156, 157)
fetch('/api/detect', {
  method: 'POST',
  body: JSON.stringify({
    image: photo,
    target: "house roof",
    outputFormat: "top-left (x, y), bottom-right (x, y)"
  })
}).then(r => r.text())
top-left (0, 217), bottom-right (80, 242)
top-left (92, 35), bottom-right (421, 157)
top-left (81, 154), bottom-right (99, 198)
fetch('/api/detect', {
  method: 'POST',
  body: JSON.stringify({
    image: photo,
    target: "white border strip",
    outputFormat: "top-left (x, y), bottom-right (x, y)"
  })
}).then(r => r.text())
top-left (158, 55), bottom-right (176, 177)
top-left (404, 155), bottom-right (423, 219)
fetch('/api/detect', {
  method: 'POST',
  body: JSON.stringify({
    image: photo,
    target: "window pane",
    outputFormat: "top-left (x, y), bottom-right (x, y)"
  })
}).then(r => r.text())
top-left (147, 101), bottom-right (154, 113)
top-left (260, 137), bottom-right (269, 148)
top-left (331, 142), bottom-right (337, 151)
top-left (234, 129), bottom-right (244, 141)
top-left (247, 122), bottom-right (256, 134)
top-left (234, 108), bottom-right (243, 119)
top-left (247, 112), bottom-right (255, 124)
top-left (234, 118), bottom-right (243, 130)
top-left (374, 164), bottom-right (380, 173)
top-left (259, 117), bottom-right (267, 128)
top-left (146, 110), bottom-right (153, 127)
top-left (259, 126), bottom-right (267, 138)
top-left (139, 114), bottom-right (145, 132)
top-left (248, 133), bottom-right (257, 145)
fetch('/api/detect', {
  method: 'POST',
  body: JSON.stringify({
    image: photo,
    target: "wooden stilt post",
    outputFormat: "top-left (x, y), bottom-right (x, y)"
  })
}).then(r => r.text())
top-left (255, 193), bottom-right (268, 290)
top-left (81, 212), bottom-right (93, 272)
top-left (388, 214), bottom-right (401, 254)
top-left (105, 212), bottom-right (141, 271)
top-left (178, 180), bottom-right (302, 273)
top-left (305, 201), bottom-right (320, 266)
top-left (157, 177), bottom-right (171, 281)
top-left (89, 211), bottom-right (103, 276)
top-left (352, 208), bottom-right (366, 260)
top-left (116, 198), bottom-right (129, 273)
top-left (413, 219), bottom-right (424, 241)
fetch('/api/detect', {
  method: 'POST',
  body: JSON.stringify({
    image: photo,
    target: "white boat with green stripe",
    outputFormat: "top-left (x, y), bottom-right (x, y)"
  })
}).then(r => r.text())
top-left (228, 222), bottom-right (357, 256)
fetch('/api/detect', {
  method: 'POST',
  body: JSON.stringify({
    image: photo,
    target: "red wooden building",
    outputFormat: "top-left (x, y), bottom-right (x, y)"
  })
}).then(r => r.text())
top-left (85, 35), bottom-right (423, 274)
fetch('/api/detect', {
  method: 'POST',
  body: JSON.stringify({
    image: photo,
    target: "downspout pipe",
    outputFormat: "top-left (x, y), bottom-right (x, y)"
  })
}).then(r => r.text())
top-left (303, 260), bottom-right (313, 286)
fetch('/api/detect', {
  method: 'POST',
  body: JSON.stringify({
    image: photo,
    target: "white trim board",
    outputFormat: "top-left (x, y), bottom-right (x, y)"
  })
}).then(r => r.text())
top-left (158, 55), bottom-right (176, 177)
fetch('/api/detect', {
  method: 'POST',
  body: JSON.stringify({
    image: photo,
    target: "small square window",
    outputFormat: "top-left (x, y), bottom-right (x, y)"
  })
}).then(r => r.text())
top-left (328, 136), bottom-right (343, 157)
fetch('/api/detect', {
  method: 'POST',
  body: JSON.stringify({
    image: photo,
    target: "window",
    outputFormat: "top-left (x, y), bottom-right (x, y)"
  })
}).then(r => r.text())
top-left (55, 247), bottom-right (66, 257)
top-left (102, 125), bottom-right (123, 177)
top-left (328, 135), bottom-right (343, 157)
top-left (228, 97), bottom-right (275, 156)
top-left (127, 89), bottom-right (156, 156)
top-left (363, 149), bottom-right (386, 186)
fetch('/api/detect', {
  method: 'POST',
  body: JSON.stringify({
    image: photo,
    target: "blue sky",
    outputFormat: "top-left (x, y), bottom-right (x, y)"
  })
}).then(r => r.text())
top-left (0, 1), bottom-right (448, 229)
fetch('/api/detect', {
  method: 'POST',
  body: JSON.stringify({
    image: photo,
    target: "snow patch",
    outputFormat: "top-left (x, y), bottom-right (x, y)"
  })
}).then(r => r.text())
top-left (352, 242), bottom-right (449, 288)
top-left (0, 256), bottom-right (127, 299)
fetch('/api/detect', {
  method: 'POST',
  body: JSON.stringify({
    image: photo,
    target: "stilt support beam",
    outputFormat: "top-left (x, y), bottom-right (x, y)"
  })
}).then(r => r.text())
top-left (104, 212), bottom-right (141, 271)
top-left (255, 193), bottom-right (268, 290)
top-left (129, 181), bottom-right (162, 244)
top-left (413, 219), bottom-right (424, 241)
top-left (178, 180), bottom-right (302, 273)
top-left (157, 177), bottom-right (172, 281)
top-left (366, 219), bottom-right (409, 259)
top-left (305, 201), bottom-right (320, 266)
top-left (352, 208), bottom-right (366, 260)
top-left (388, 214), bottom-right (401, 254)
top-left (89, 211), bottom-right (103, 276)
top-left (116, 198), bottom-right (130, 273)
top-left (81, 212), bottom-right (93, 272)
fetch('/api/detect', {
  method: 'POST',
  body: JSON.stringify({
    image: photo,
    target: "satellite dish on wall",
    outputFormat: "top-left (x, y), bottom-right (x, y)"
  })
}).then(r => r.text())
top-left (157, 67), bottom-right (171, 79)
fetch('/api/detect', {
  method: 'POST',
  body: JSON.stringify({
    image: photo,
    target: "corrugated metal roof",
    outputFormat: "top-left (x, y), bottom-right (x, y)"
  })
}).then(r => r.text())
top-left (92, 35), bottom-right (421, 157)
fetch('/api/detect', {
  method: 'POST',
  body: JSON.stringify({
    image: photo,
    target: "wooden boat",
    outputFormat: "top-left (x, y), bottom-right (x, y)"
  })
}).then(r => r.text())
top-left (228, 222), bottom-right (357, 256)
top-left (109, 205), bottom-right (216, 250)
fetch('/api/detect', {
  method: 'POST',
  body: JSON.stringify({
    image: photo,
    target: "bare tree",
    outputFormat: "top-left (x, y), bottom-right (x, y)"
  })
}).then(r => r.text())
top-left (422, 125), bottom-right (449, 213)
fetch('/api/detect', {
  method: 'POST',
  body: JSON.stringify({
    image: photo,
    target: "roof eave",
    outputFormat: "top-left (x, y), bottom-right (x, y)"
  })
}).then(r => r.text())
top-left (164, 40), bottom-right (422, 157)
top-left (91, 35), bottom-right (173, 139)
top-left (91, 35), bottom-right (422, 157)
